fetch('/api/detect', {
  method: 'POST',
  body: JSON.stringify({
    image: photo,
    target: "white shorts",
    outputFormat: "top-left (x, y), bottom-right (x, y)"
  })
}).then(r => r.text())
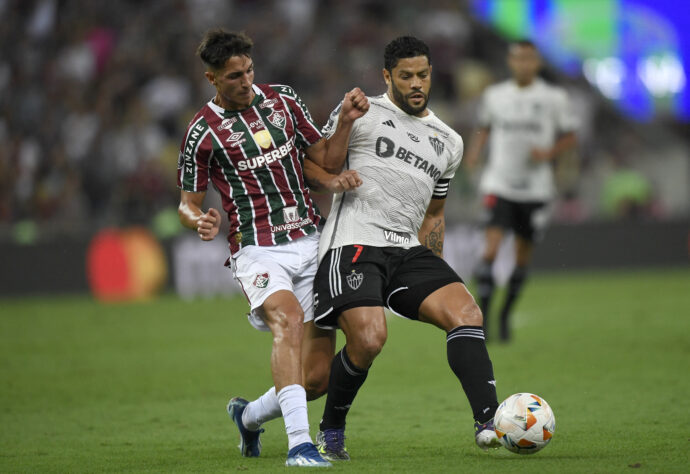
top-left (230, 233), bottom-right (319, 331)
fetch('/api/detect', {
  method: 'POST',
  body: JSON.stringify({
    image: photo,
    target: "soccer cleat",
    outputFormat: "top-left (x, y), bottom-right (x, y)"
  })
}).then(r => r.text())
top-left (316, 429), bottom-right (350, 461)
top-left (227, 397), bottom-right (264, 457)
top-left (285, 442), bottom-right (332, 467)
top-left (474, 418), bottom-right (502, 451)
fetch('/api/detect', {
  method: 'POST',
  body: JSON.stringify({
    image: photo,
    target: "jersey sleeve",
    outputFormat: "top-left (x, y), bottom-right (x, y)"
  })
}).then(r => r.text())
top-left (476, 89), bottom-right (492, 128)
top-left (275, 85), bottom-right (323, 148)
top-left (177, 117), bottom-right (213, 192)
top-left (433, 133), bottom-right (464, 198)
top-left (553, 88), bottom-right (579, 133)
top-left (321, 101), bottom-right (343, 139)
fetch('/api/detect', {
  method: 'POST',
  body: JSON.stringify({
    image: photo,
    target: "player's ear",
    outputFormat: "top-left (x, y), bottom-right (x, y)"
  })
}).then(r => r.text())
top-left (382, 68), bottom-right (391, 86)
top-left (204, 70), bottom-right (216, 86)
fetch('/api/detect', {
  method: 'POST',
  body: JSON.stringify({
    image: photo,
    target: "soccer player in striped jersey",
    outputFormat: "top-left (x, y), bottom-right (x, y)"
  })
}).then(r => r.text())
top-left (312, 36), bottom-right (501, 460)
top-left (177, 29), bottom-right (368, 468)
top-left (464, 40), bottom-right (578, 342)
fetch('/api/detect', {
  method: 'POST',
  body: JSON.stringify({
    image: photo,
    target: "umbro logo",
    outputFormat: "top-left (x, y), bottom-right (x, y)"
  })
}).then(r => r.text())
top-left (382, 120), bottom-right (396, 128)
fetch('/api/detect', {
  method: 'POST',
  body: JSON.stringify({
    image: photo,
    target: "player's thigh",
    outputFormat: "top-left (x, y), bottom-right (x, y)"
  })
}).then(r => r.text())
top-left (260, 289), bottom-right (305, 330)
top-left (418, 282), bottom-right (482, 331)
top-left (385, 246), bottom-right (463, 322)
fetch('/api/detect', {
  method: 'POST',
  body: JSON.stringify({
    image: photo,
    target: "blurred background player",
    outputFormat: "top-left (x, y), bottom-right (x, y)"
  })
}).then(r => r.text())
top-left (464, 39), bottom-right (578, 342)
top-left (312, 36), bottom-right (501, 461)
top-left (177, 28), bottom-right (367, 468)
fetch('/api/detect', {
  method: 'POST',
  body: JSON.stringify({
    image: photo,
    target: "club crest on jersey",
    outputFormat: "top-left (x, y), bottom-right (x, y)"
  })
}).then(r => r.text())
top-left (428, 135), bottom-right (445, 156)
top-left (267, 110), bottom-right (286, 129)
top-left (346, 270), bottom-right (363, 291)
top-left (253, 129), bottom-right (273, 149)
top-left (217, 117), bottom-right (237, 131)
top-left (253, 273), bottom-right (270, 288)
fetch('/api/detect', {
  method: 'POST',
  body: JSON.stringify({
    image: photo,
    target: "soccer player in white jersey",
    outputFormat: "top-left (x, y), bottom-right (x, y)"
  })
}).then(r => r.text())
top-left (177, 29), bottom-right (368, 467)
top-left (465, 40), bottom-right (578, 342)
top-left (312, 36), bottom-right (502, 460)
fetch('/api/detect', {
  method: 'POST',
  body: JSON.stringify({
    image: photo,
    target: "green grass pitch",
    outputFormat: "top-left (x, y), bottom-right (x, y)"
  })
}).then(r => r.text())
top-left (1, 268), bottom-right (689, 472)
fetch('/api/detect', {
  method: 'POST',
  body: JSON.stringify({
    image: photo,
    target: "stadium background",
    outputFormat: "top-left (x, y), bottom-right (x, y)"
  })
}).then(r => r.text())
top-left (1, 0), bottom-right (688, 298)
top-left (1, 1), bottom-right (689, 472)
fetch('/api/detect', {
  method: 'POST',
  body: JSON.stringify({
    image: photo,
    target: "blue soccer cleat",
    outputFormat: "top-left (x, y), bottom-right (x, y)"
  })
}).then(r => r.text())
top-left (285, 442), bottom-right (332, 467)
top-left (316, 429), bottom-right (350, 461)
top-left (227, 397), bottom-right (264, 457)
top-left (474, 418), bottom-right (502, 451)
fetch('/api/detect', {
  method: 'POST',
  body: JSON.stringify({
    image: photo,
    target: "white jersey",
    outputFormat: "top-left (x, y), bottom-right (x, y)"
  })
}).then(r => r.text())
top-left (477, 78), bottom-right (577, 202)
top-left (318, 93), bottom-right (463, 262)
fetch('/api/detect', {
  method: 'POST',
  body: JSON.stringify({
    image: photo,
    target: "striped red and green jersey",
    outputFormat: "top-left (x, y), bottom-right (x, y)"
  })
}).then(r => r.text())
top-left (177, 83), bottom-right (323, 255)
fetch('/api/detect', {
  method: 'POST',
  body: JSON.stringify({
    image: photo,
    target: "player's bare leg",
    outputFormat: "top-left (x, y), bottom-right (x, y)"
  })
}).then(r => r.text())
top-left (418, 282), bottom-right (501, 450)
top-left (301, 321), bottom-right (335, 401)
top-left (230, 314), bottom-right (335, 463)
top-left (476, 226), bottom-right (504, 339)
top-left (317, 306), bottom-right (387, 460)
top-left (498, 236), bottom-right (533, 341)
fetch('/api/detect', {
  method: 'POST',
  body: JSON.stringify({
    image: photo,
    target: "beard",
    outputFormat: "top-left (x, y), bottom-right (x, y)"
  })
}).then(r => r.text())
top-left (390, 79), bottom-right (429, 116)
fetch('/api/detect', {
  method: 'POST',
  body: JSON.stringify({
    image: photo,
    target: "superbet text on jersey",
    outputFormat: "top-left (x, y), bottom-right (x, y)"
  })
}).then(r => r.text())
top-left (177, 84), bottom-right (323, 255)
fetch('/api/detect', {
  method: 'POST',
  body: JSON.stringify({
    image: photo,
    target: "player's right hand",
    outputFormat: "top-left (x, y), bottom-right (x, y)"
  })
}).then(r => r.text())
top-left (325, 169), bottom-right (362, 193)
top-left (341, 87), bottom-right (369, 123)
top-left (196, 208), bottom-right (221, 241)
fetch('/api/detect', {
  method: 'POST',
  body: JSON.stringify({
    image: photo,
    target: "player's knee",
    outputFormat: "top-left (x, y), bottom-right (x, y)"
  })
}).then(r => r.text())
top-left (460, 300), bottom-right (483, 327)
top-left (269, 310), bottom-right (304, 344)
top-left (350, 330), bottom-right (386, 367)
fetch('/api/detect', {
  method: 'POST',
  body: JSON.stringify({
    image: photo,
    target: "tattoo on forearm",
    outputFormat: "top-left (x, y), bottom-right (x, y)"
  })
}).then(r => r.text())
top-left (423, 219), bottom-right (444, 257)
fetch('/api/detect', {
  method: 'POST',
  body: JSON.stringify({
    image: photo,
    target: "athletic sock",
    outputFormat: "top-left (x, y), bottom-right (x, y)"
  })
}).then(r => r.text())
top-left (499, 265), bottom-right (528, 339)
top-left (475, 259), bottom-right (495, 335)
top-left (242, 386), bottom-right (282, 431)
top-left (277, 384), bottom-right (312, 450)
top-left (319, 347), bottom-right (369, 431)
top-left (446, 326), bottom-right (499, 423)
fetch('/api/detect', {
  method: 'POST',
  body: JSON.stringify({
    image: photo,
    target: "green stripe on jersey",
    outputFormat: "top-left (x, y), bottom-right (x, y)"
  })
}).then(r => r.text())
top-left (209, 132), bottom-right (257, 247)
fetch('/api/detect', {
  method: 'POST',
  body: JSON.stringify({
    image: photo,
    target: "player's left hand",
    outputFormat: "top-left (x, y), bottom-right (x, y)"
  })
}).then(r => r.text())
top-left (530, 148), bottom-right (553, 162)
top-left (325, 169), bottom-right (362, 193)
top-left (340, 87), bottom-right (369, 123)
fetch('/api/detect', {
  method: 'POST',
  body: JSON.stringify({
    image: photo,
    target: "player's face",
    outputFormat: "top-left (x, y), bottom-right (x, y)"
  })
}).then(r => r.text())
top-left (205, 55), bottom-right (255, 110)
top-left (508, 45), bottom-right (541, 85)
top-left (384, 56), bottom-right (431, 117)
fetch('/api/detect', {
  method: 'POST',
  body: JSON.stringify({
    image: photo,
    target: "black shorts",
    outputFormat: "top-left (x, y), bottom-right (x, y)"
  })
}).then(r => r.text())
top-left (483, 194), bottom-right (548, 242)
top-left (313, 245), bottom-right (463, 329)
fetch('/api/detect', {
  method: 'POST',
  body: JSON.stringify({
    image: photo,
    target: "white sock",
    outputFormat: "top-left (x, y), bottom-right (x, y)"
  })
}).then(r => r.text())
top-left (241, 386), bottom-right (282, 431)
top-left (277, 384), bottom-right (312, 450)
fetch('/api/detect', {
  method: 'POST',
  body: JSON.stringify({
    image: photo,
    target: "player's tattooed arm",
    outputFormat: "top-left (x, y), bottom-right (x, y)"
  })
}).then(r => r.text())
top-left (418, 199), bottom-right (446, 258)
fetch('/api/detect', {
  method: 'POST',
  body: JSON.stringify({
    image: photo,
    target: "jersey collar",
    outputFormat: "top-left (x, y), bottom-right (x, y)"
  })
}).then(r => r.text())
top-left (207, 84), bottom-right (264, 115)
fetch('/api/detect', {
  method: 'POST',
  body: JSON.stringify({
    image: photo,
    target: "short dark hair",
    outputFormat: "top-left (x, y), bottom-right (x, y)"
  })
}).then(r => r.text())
top-left (197, 28), bottom-right (253, 70)
top-left (384, 36), bottom-right (431, 71)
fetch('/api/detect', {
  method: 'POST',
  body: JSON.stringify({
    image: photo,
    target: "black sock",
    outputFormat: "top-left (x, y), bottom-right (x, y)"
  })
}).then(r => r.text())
top-left (499, 265), bottom-right (528, 337)
top-left (475, 259), bottom-right (495, 335)
top-left (319, 346), bottom-right (369, 431)
top-left (446, 326), bottom-right (498, 423)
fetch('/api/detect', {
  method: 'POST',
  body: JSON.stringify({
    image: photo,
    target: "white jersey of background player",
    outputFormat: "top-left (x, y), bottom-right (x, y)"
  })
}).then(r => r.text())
top-left (318, 93), bottom-right (463, 261)
top-left (477, 77), bottom-right (577, 202)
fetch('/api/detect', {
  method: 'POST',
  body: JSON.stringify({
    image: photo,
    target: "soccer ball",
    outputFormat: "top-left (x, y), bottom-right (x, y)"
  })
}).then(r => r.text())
top-left (494, 393), bottom-right (555, 454)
